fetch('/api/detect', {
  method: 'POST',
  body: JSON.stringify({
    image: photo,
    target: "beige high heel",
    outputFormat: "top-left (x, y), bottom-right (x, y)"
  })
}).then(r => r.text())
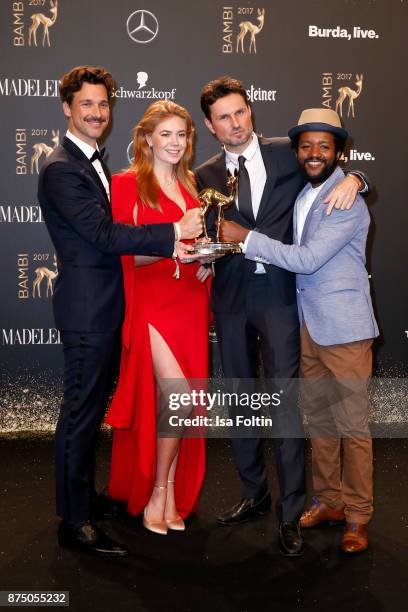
top-left (143, 485), bottom-right (168, 535)
top-left (165, 481), bottom-right (186, 531)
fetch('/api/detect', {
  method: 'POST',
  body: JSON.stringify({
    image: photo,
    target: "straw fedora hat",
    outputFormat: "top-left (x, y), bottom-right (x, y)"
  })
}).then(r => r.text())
top-left (288, 108), bottom-right (348, 142)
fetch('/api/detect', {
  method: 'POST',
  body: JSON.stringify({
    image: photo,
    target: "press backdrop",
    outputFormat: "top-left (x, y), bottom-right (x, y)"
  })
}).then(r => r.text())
top-left (0, 0), bottom-right (407, 430)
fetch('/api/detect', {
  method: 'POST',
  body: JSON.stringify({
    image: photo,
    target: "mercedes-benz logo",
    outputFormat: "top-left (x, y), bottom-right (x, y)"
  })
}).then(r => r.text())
top-left (127, 141), bottom-right (134, 165)
top-left (126, 10), bottom-right (159, 44)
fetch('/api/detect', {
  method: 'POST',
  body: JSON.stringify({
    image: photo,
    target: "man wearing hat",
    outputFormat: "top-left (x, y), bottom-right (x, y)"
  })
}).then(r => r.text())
top-left (196, 77), bottom-right (370, 558)
top-left (219, 108), bottom-right (379, 554)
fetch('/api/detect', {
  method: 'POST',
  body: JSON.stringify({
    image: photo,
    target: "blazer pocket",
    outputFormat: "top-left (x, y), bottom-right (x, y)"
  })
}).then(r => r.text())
top-left (318, 277), bottom-right (361, 293)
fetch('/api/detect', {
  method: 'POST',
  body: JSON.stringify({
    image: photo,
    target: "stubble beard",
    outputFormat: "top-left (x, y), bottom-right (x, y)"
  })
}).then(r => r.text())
top-left (223, 129), bottom-right (253, 152)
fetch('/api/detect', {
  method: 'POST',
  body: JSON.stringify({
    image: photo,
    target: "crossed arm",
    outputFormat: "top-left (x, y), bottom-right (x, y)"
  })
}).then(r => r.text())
top-left (219, 200), bottom-right (367, 275)
top-left (42, 162), bottom-right (202, 259)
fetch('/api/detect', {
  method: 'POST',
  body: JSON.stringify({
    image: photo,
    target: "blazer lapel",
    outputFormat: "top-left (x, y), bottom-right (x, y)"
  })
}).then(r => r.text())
top-left (88, 163), bottom-right (111, 208)
top-left (62, 137), bottom-right (111, 211)
top-left (209, 150), bottom-right (230, 194)
top-left (293, 183), bottom-right (310, 244)
top-left (300, 166), bottom-right (345, 244)
top-left (100, 157), bottom-right (111, 183)
top-left (255, 141), bottom-right (278, 224)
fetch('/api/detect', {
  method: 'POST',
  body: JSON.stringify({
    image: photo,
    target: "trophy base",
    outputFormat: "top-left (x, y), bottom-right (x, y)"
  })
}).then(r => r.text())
top-left (191, 242), bottom-right (242, 255)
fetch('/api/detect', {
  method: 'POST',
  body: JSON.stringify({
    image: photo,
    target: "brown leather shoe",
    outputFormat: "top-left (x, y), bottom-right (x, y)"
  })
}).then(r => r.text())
top-left (341, 522), bottom-right (368, 554)
top-left (300, 496), bottom-right (345, 528)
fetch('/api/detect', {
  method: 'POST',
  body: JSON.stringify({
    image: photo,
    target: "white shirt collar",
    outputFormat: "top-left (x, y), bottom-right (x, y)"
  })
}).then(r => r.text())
top-left (66, 130), bottom-right (98, 160)
top-left (305, 176), bottom-right (331, 199)
top-left (224, 133), bottom-right (259, 166)
top-left (66, 130), bottom-right (110, 200)
top-left (304, 180), bottom-right (325, 198)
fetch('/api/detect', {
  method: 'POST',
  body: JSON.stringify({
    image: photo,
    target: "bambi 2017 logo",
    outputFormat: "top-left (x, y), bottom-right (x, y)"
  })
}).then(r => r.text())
top-left (221, 6), bottom-right (266, 54)
top-left (322, 73), bottom-right (364, 119)
top-left (12, 0), bottom-right (59, 47)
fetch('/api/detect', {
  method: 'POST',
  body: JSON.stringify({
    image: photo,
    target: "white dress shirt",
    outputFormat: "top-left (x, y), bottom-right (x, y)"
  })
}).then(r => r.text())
top-left (295, 182), bottom-right (324, 244)
top-left (66, 130), bottom-right (110, 201)
top-left (225, 133), bottom-right (266, 273)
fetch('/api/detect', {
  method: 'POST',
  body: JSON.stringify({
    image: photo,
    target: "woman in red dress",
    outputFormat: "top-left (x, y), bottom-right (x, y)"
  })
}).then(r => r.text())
top-left (105, 101), bottom-right (211, 535)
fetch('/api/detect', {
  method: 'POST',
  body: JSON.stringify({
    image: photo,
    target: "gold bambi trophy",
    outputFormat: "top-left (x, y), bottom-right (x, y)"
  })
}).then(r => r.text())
top-left (192, 171), bottom-right (242, 255)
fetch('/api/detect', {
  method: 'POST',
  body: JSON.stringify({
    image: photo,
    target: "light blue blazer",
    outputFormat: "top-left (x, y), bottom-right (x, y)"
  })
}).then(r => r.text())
top-left (245, 166), bottom-right (379, 346)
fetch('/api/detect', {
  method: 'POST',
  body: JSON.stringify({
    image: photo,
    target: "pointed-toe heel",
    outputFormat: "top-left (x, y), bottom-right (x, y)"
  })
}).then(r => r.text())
top-left (142, 484), bottom-right (168, 535)
top-left (143, 510), bottom-right (168, 535)
top-left (165, 480), bottom-right (186, 531)
top-left (166, 517), bottom-right (185, 531)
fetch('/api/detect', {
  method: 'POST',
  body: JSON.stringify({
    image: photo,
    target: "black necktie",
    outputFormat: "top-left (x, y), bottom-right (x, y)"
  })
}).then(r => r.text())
top-left (238, 155), bottom-right (255, 225)
top-left (90, 147), bottom-right (106, 163)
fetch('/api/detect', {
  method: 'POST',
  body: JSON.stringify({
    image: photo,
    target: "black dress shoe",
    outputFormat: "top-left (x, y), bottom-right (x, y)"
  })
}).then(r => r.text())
top-left (279, 521), bottom-right (304, 557)
top-left (57, 521), bottom-right (129, 557)
top-left (92, 493), bottom-right (125, 520)
top-left (217, 492), bottom-right (271, 526)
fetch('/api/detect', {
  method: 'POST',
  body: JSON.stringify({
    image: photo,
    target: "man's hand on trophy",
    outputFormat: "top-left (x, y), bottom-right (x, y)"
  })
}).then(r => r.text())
top-left (175, 241), bottom-right (202, 263)
top-left (218, 220), bottom-right (250, 244)
top-left (196, 237), bottom-right (212, 244)
top-left (179, 209), bottom-right (204, 239)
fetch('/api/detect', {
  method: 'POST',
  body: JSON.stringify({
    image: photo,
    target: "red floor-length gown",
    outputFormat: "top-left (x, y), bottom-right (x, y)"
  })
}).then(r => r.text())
top-left (105, 172), bottom-right (209, 519)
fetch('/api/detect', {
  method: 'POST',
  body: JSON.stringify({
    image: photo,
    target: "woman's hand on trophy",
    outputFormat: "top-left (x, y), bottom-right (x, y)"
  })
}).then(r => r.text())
top-left (179, 209), bottom-right (204, 239)
top-left (196, 264), bottom-right (213, 282)
top-left (217, 220), bottom-right (250, 243)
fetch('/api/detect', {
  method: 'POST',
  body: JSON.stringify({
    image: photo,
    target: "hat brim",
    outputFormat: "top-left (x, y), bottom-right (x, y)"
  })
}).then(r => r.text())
top-left (288, 122), bottom-right (348, 142)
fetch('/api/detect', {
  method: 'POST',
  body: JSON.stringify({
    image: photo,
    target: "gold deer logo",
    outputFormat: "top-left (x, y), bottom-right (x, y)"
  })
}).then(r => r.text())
top-left (28, 0), bottom-right (58, 47)
top-left (236, 8), bottom-right (265, 54)
top-left (32, 255), bottom-right (58, 298)
top-left (31, 130), bottom-right (59, 174)
top-left (335, 74), bottom-right (364, 118)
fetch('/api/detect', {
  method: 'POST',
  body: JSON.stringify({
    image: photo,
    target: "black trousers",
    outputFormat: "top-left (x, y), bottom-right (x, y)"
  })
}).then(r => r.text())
top-left (55, 330), bottom-right (120, 527)
top-left (215, 274), bottom-right (305, 522)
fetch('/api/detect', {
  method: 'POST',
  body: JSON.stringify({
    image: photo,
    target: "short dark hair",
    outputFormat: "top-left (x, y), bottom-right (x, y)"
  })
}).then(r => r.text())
top-left (200, 76), bottom-right (250, 119)
top-left (59, 65), bottom-right (115, 105)
top-left (291, 132), bottom-right (346, 154)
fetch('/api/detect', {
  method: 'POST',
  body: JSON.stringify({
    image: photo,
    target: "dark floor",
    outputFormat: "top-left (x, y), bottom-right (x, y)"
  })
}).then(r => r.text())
top-left (0, 436), bottom-right (407, 612)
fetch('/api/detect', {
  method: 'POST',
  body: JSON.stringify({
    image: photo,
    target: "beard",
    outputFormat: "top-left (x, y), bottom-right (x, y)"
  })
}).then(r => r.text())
top-left (301, 158), bottom-right (338, 185)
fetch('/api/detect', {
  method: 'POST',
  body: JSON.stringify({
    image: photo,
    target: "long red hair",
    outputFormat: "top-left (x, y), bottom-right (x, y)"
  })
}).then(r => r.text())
top-left (128, 100), bottom-right (197, 210)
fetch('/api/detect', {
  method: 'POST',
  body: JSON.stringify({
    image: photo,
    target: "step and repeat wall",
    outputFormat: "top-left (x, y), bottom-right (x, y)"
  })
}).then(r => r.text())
top-left (0, 0), bottom-right (407, 431)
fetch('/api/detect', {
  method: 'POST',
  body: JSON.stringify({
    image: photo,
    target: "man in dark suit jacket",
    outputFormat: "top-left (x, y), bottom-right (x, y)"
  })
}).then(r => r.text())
top-left (195, 76), bottom-right (367, 556)
top-left (38, 66), bottom-right (202, 556)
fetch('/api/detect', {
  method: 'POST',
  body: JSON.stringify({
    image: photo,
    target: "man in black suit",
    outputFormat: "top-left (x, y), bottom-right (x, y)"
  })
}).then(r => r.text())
top-left (38, 66), bottom-right (202, 556)
top-left (195, 76), bottom-right (367, 556)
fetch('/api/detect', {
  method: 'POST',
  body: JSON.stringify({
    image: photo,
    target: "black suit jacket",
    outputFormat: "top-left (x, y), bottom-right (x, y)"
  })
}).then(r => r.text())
top-left (195, 137), bottom-right (305, 313)
top-left (38, 137), bottom-right (174, 332)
